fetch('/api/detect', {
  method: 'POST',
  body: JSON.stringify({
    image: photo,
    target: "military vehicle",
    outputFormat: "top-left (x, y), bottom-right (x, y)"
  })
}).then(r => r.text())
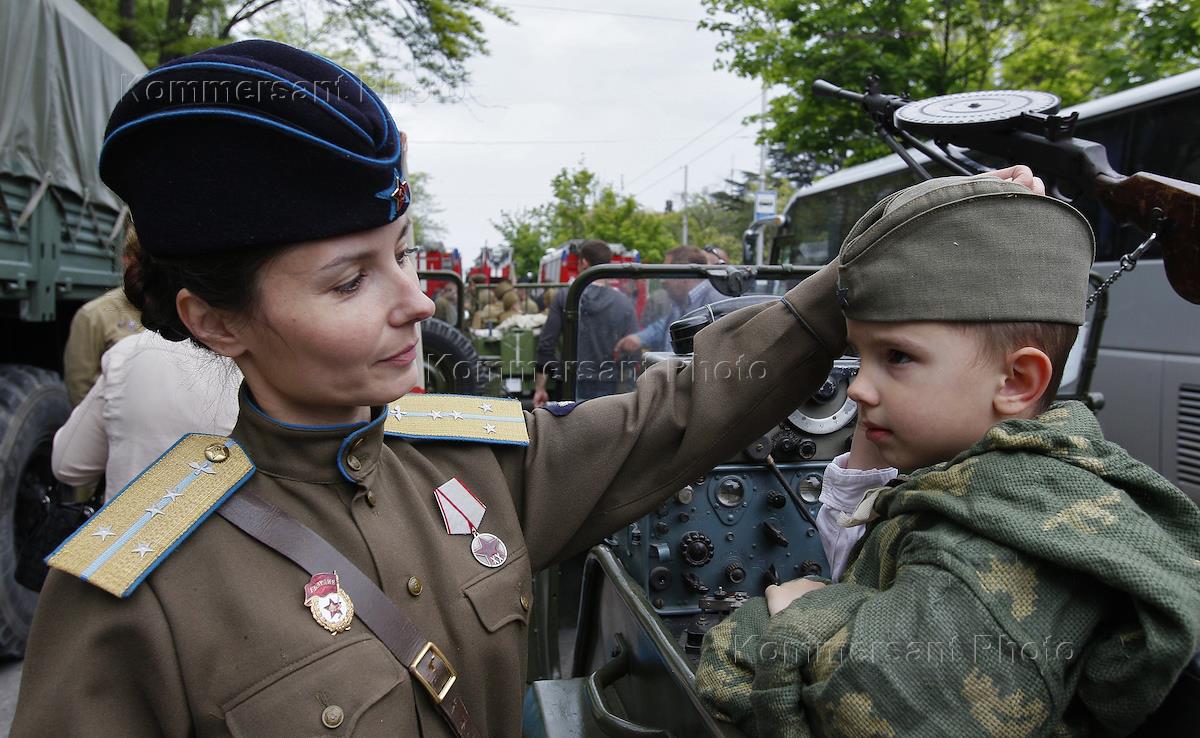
top-left (0, 0), bottom-right (144, 656)
top-left (522, 77), bottom-right (1200, 736)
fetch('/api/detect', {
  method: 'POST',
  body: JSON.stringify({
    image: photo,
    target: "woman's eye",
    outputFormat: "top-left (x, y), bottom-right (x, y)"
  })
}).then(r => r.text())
top-left (396, 247), bottom-right (418, 266)
top-left (334, 273), bottom-right (365, 294)
top-left (886, 349), bottom-right (912, 364)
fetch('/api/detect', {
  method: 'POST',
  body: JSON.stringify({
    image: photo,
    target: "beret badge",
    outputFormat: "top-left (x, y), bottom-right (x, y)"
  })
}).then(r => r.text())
top-left (376, 169), bottom-right (411, 221)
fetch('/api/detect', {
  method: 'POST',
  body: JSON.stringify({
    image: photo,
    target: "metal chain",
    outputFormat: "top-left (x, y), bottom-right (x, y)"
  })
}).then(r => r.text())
top-left (1086, 230), bottom-right (1158, 307)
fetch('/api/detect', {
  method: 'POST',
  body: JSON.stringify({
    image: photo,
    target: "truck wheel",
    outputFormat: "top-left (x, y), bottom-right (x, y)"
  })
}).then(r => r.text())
top-left (0, 365), bottom-right (70, 657)
top-left (421, 318), bottom-right (485, 394)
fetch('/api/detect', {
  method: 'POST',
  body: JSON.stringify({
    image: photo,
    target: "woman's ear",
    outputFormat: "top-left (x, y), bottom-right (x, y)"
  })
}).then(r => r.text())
top-left (176, 288), bottom-right (246, 358)
top-left (994, 347), bottom-right (1053, 417)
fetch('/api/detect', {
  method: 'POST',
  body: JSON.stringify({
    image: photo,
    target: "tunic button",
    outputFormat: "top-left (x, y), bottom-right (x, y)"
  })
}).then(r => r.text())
top-left (203, 443), bottom-right (229, 463)
top-left (520, 593), bottom-right (530, 612)
top-left (321, 704), bottom-right (344, 729)
top-left (365, 489), bottom-right (377, 507)
top-left (407, 576), bottom-right (423, 596)
top-left (345, 454), bottom-right (362, 471)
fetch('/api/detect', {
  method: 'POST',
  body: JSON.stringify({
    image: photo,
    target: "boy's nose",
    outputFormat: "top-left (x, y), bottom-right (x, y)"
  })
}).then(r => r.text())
top-left (847, 373), bottom-right (877, 406)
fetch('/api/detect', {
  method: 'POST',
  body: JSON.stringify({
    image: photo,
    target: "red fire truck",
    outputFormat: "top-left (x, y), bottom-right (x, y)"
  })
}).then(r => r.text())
top-left (417, 243), bottom-right (462, 298)
top-left (467, 245), bottom-right (516, 284)
top-left (539, 240), bottom-right (645, 316)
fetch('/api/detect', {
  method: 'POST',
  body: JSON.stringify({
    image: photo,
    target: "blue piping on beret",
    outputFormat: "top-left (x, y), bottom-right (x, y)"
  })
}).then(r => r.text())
top-left (99, 40), bottom-right (407, 257)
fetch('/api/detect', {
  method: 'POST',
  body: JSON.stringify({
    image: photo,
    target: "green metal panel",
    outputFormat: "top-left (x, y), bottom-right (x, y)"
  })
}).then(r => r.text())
top-left (0, 173), bottom-right (124, 322)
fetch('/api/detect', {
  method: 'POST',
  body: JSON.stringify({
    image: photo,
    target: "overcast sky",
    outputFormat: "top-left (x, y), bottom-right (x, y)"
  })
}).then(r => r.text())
top-left (384, 1), bottom-right (765, 267)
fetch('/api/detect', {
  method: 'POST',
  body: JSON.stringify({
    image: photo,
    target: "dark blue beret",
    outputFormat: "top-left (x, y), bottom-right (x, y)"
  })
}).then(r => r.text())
top-left (99, 40), bottom-right (408, 257)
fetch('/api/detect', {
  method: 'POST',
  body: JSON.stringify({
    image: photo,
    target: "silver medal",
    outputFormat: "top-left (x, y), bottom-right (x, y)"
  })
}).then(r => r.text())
top-left (470, 531), bottom-right (508, 568)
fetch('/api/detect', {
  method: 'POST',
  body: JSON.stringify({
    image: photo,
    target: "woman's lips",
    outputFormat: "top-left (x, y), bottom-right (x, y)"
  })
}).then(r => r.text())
top-left (381, 343), bottom-right (418, 366)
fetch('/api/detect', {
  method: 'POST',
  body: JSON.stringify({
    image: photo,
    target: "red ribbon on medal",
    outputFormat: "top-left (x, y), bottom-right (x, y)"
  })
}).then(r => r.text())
top-left (434, 478), bottom-right (508, 568)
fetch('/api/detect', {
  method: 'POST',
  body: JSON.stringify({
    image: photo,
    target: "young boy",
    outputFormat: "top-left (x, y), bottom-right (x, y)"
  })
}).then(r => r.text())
top-left (696, 175), bottom-right (1200, 737)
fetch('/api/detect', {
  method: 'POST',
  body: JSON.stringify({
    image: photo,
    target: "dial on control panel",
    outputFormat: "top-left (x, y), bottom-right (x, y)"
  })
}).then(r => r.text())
top-left (679, 531), bottom-right (714, 567)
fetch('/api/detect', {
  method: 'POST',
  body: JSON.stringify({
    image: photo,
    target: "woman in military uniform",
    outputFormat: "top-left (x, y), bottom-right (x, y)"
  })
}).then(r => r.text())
top-left (11, 41), bottom-right (845, 736)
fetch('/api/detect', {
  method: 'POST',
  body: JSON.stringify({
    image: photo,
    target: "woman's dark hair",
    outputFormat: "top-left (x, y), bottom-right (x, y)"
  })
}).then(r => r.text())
top-left (123, 222), bottom-right (284, 347)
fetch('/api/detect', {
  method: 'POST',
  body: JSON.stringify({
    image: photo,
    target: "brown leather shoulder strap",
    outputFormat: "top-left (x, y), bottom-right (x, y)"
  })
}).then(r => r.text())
top-left (217, 492), bottom-right (483, 738)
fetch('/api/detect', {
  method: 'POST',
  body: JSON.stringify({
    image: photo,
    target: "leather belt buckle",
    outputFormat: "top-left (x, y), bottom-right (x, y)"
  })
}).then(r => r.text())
top-left (411, 641), bottom-right (457, 703)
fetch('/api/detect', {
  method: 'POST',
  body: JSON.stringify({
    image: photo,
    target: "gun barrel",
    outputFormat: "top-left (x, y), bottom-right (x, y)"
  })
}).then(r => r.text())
top-left (812, 79), bottom-right (864, 104)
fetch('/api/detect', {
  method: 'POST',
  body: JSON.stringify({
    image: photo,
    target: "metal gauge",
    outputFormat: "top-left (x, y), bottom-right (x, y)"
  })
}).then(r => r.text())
top-left (786, 358), bottom-right (859, 435)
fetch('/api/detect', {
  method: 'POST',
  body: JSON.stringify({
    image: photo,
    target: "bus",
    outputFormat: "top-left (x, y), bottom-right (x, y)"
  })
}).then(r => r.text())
top-left (770, 69), bottom-right (1200, 501)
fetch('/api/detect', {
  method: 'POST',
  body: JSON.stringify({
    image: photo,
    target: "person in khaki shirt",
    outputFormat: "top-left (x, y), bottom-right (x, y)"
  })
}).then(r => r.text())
top-left (13, 41), bottom-right (845, 737)
top-left (62, 285), bottom-right (142, 406)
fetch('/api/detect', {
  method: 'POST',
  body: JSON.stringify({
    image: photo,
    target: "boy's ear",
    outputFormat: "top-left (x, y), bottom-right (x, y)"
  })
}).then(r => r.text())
top-left (176, 288), bottom-right (247, 358)
top-left (994, 347), bottom-right (1053, 417)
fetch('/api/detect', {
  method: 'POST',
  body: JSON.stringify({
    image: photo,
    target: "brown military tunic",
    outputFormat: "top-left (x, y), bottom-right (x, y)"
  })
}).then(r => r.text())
top-left (63, 286), bottom-right (143, 406)
top-left (13, 264), bottom-right (844, 736)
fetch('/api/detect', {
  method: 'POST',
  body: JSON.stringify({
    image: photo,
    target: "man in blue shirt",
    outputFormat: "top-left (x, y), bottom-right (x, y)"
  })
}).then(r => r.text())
top-left (616, 245), bottom-right (725, 353)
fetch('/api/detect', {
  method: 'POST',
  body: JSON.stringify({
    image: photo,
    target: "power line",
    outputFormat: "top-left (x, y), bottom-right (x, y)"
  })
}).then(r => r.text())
top-left (418, 138), bottom-right (689, 145)
top-left (504, 3), bottom-right (697, 23)
top-left (634, 128), bottom-right (751, 197)
top-left (626, 93), bottom-right (760, 187)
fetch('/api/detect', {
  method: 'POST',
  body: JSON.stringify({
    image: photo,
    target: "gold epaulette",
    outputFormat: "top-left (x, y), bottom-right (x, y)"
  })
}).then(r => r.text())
top-left (47, 434), bottom-right (255, 598)
top-left (384, 393), bottom-right (529, 446)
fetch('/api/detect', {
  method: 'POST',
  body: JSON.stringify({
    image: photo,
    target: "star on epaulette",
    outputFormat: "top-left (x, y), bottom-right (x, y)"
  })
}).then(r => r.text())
top-left (46, 434), bottom-right (255, 598)
top-left (384, 394), bottom-right (528, 446)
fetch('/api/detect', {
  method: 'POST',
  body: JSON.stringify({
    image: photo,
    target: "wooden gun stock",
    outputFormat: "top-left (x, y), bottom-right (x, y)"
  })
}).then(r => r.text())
top-left (1093, 172), bottom-right (1200, 304)
top-left (932, 127), bottom-right (1200, 304)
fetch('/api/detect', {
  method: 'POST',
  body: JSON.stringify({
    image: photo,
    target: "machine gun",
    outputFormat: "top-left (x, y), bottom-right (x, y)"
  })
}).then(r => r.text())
top-left (812, 78), bottom-right (1200, 305)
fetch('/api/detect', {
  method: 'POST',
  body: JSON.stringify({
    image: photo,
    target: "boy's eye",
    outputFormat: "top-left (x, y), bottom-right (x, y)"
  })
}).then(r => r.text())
top-left (886, 349), bottom-right (912, 364)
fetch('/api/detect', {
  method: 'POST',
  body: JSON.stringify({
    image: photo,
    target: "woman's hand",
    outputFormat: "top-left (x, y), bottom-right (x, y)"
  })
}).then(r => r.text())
top-left (766, 578), bottom-right (827, 615)
top-left (983, 164), bottom-right (1046, 196)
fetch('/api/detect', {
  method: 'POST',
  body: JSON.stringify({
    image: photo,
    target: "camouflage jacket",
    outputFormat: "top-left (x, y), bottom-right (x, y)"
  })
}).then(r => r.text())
top-left (696, 401), bottom-right (1200, 737)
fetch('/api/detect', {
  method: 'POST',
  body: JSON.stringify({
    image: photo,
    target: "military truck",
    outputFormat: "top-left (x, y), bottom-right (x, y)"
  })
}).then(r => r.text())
top-left (0, 0), bottom-right (144, 656)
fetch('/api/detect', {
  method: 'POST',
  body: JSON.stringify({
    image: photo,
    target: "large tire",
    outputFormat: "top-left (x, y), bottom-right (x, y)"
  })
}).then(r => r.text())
top-left (421, 318), bottom-right (485, 394)
top-left (0, 365), bottom-right (70, 657)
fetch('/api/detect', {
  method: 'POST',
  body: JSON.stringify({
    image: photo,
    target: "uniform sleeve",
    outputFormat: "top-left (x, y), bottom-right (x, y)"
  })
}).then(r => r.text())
top-left (50, 372), bottom-right (109, 487)
top-left (736, 564), bottom-right (1057, 738)
top-left (11, 572), bottom-right (192, 737)
top-left (502, 262), bottom-right (846, 571)
top-left (63, 305), bottom-right (104, 407)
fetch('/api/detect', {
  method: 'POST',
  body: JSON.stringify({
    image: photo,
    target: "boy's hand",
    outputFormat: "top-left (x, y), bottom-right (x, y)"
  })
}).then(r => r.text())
top-left (983, 164), bottom-right (1046, 195)
top-left (845, 417), bottom-right (890, 470)
top-left (765, 578), bottom-right (826, 615)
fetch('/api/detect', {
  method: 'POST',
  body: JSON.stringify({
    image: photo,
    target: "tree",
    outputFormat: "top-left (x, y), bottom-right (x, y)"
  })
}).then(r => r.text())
top-left (493, 166), bottom-right (679, 274)
top-left (700, 0), bottom-right (1200, 184)
top-left (407, 171), bottom-right (446, 247)
top-left (493, 206), bottom-right (551, 278)
top-left (79, 0), bottom-right (510, 93)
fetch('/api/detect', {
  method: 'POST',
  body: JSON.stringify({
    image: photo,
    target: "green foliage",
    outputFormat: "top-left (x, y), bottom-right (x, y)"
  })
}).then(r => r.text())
top-left (79, 0), bottom-right (509, 92)
top-left (493, 206), bottom-right (551, 278)
top-left (494, 166), bottom-right (794, 273)
top-left (407, 171), bottom-right (446, 246)
top-left (493, 166), bottom-right (679, 275)
top-left (701, 0), bottom-right (1200, 183)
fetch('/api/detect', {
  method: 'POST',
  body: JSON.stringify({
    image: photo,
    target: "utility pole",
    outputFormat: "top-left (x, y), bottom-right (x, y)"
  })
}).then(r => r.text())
top-left (682, 165), bottom-right (689, 245)
top-left (755, 84), bottom-right (767, 265)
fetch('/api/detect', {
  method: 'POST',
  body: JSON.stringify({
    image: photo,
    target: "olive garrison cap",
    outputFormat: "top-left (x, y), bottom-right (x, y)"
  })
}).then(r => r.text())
top-left (99, 40), bottom-right (408, 257)
top-left (837, 175), bottom-right (1095, 325)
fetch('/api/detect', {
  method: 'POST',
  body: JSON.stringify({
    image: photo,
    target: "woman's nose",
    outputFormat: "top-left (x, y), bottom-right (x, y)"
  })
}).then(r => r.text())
top-left (390, 269), bottom-right (435, 326)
